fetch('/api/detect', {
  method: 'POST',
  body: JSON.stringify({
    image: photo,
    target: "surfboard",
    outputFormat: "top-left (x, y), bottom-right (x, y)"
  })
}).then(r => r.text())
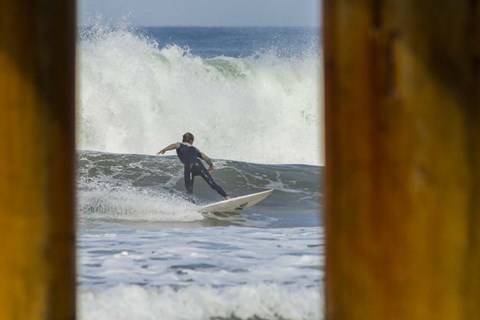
top-left (199, 189), bottom-right (273, 213)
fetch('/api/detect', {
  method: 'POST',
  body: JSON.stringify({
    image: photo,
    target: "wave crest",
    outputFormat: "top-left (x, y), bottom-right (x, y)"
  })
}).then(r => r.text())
top-left (78, 24), bottom-right (323, 165)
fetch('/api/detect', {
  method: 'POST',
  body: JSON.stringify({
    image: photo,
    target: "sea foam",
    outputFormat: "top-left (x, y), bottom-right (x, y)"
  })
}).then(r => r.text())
top-left (79, 284), bottom-right (322, 320)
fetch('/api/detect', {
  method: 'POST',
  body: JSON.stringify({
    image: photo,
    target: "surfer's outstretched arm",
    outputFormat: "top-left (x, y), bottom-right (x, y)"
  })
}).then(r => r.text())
top-left (157, 142), bottom-right (181, 155)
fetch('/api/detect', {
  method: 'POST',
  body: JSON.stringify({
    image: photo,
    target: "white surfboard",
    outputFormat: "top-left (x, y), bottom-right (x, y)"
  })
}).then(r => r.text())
top-left (199, 189), bottom-right (273, 213)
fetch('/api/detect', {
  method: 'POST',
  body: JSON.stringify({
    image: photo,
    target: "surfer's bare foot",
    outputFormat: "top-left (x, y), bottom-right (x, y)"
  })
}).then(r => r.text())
top-left (225, 196), bottom-right (231, 200)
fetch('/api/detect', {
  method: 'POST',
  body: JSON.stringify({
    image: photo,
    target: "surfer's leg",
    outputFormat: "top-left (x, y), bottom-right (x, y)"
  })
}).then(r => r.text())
top-left (184, 164), bottom-right (194, 194)
top-left (195, 163), bottom-right (228, 198)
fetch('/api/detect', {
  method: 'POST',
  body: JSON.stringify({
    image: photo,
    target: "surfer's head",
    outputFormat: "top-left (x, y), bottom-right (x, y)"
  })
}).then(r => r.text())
top-left (182, 132), bottom-right (194, 144)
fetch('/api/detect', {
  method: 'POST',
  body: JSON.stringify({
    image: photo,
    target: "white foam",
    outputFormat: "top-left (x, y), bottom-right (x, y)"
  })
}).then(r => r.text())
top-left (78, 23), bottom-right (323, 165)
top-left (79, 284), bottom-right (323, 320)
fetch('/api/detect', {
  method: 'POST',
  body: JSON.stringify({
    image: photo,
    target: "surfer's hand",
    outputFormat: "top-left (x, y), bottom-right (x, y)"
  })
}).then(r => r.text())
top-left (208, 166), bottom-right (214, 173)
top-left (157, 150), bottom-right (165, 155)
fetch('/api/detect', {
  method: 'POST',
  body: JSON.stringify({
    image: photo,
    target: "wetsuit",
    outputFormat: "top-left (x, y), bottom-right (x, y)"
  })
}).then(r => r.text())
top-left (162, 142), bottom-right (228, 198)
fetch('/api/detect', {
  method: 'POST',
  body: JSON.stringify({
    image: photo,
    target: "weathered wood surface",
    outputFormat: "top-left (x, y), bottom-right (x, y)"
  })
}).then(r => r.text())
top-left (324, 0), bottom-right (480, 319)
top-left (0, 0), bottom-right (76, 319)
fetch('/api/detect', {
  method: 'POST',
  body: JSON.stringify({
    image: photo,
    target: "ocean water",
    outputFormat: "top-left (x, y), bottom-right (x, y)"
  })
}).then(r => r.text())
top-left (77, 24), bottom-right (323, 320)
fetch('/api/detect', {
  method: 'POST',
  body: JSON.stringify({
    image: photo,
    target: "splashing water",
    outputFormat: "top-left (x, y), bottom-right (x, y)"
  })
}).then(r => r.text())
top-left (77, 23), bottom-right (323, 165)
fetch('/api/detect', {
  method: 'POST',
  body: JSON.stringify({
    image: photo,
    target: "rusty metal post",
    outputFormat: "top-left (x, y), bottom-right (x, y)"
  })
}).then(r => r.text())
top-left (0, 0), bottom-right (76, 319)
top-left (324, 0), bottom-right (480, 319)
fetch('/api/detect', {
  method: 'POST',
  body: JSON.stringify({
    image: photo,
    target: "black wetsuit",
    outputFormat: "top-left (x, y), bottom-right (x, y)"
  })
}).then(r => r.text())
top-left (176, 143), bottom-right (228, 198)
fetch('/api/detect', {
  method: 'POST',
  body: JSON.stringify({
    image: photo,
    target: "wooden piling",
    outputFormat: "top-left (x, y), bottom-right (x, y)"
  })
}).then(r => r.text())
top-left (0, 0), bottom-right (76, 319)
top-left (324, 0), bottom-right (480, 319)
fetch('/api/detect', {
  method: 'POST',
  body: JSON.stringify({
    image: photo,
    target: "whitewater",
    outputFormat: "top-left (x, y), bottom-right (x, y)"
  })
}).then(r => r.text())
top-left (77, 24), bottom-right (324, 320)
top-left (77, 24), bottom-right (323, 165)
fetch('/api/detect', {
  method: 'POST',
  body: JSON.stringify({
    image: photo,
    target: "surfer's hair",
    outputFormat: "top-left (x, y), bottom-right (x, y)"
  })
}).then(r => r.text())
top-left (182, 132), bottom-right (194, 142)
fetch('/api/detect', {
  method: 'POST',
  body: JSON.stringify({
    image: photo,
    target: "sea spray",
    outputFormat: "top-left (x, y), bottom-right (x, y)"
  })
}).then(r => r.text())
top-left (78, 24), bottom-right (323, 165)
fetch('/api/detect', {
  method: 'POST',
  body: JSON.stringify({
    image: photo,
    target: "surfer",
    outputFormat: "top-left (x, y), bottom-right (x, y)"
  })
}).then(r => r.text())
top-left (157, 132), bottom-right (231, 200)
